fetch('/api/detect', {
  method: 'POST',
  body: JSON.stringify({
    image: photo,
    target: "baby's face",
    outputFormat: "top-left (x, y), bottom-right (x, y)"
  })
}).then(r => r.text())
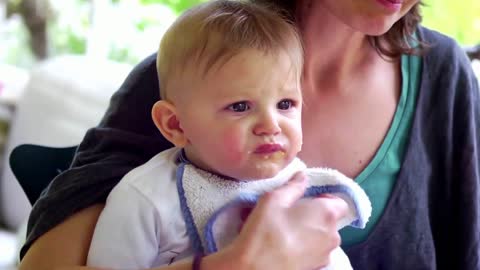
top-left (176, 49), bottom-right (303, 180)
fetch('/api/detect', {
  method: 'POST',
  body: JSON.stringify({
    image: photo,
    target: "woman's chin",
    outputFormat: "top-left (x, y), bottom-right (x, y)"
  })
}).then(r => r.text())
top-left (359, 16), bottom-right (403, 36)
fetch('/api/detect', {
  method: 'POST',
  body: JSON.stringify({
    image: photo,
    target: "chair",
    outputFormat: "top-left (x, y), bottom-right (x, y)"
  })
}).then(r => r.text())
top-left (9, 144), bottom-right (77, 205)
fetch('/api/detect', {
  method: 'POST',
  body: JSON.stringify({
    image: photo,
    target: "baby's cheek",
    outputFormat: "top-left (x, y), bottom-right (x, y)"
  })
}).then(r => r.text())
top-left (290, 125), bottom-right (303, 153)
top-left (293, 133), bottom-right (303, 153)
top-left (221, 129), bottom-right (245, 161)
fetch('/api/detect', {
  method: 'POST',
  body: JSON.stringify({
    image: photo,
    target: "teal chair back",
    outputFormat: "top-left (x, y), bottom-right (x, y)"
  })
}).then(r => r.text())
top-left (9, 144), bottom-right (77, 205)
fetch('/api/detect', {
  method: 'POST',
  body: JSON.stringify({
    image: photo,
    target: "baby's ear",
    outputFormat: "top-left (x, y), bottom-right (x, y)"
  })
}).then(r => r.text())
top-left (152, 100), bottom-right (188, 147)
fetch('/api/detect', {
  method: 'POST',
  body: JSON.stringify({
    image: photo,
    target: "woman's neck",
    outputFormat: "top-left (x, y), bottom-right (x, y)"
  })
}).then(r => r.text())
top-left (296, 1), bottom-right (377, 94)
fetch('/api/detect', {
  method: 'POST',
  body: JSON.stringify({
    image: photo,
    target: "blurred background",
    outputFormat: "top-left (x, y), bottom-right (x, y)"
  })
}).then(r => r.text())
top-left (1, 0), bottom-right (479, 67)
top-left (0, 0), bottom-right (479, 269)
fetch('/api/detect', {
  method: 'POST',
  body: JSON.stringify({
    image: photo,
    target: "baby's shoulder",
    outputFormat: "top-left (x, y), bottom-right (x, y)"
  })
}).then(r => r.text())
top-left (110, 147), bottom-right (181, 207)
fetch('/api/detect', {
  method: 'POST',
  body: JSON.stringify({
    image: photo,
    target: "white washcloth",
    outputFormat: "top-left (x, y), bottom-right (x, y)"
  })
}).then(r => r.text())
top-left (177, 158), bottom-right (372, 270)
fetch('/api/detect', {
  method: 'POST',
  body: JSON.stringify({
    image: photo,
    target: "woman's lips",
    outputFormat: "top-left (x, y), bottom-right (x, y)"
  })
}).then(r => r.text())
top-left (254, 143), bottom-right (283, 154)
top-left (376, 0), bottom-right (402, 11)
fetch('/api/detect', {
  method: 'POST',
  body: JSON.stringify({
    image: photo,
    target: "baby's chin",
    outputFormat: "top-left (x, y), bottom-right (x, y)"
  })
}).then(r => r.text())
top-left (219, 151), bottom-right (298, 181)
top-left (233, 162), bottom-right (288, 181)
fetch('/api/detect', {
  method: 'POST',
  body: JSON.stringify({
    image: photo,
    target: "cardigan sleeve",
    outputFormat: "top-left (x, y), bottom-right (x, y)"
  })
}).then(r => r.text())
top-left (423, 27), bottom-right (480, 269)
top-left (448, 42), bottom-right (480, 269)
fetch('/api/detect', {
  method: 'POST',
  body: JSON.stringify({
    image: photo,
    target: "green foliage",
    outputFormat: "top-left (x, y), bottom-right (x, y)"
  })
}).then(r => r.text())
top-left (2, 21), bottom-right (35, 67)
top-left (48, 0), bottom-right (90, 56)
top-left (138, 0), bottom-right (208, 14)
top-left (52, 27), bottom-right (87, 55)
top-left (422, 0), bottom-right (480, 45)
top-left (3, 0), bottom-right (479, 67)
top-left (6, 0), bottom-right (22, 17)
top-left (108, 45), bottom-right (138, 64)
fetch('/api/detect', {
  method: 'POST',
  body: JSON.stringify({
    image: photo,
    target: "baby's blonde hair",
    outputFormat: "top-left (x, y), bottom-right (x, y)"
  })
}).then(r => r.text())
top-left (157, 0), bottom-right (303, 100)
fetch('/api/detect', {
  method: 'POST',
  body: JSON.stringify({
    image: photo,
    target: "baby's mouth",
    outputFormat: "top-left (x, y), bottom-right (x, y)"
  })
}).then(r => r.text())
top-left (254, 143), bottom-right (283, 154)
top-left (253, 144), bottom-right (286, 160)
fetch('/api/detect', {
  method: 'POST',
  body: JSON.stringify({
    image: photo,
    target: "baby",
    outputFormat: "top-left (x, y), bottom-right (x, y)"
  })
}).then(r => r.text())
top-left (86, 1), bottom-right (370, 269)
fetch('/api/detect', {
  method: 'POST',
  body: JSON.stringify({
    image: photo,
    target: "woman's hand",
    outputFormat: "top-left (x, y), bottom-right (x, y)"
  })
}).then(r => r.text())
top-left (224, 172), bottom-right (349, 270)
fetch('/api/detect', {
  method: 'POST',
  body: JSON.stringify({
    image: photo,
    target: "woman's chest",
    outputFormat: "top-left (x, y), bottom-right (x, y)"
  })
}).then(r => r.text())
top-left (298, 87), bottom-right (399, 178)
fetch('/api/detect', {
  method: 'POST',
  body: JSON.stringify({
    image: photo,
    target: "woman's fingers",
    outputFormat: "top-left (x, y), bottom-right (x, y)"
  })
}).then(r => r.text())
top-left (311, 195), bottom-right (349, 227)
top-left (230, 170), bottom-right (350, 270)
top-left (287, 196), bottom-right (348, 264)
top-left (260, 171), bottom-right (308, 208)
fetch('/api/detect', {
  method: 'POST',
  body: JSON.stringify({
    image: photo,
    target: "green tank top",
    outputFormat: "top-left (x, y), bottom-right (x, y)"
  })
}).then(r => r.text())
top-left (339, 54), bottom-right (422, 247)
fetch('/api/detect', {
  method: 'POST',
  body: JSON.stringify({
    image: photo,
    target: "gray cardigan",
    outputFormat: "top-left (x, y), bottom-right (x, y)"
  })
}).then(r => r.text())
top-left (22, 27), bottom-right (480, 270)
top-left (344, 27), bottom-right (480, 269)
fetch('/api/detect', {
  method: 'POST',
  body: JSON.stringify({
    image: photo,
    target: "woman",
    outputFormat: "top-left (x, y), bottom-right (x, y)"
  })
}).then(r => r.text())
top-left (19, 0), bottom-right (480, 269)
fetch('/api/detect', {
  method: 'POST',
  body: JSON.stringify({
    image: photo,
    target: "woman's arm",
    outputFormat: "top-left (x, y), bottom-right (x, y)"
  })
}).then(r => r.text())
top-left (19, 205), bottom-right (105, 270)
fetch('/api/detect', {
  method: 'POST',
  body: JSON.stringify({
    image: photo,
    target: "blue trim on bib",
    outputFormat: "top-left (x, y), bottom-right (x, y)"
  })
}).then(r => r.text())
top-left (176, 162), bottom-right (205, 254)
top-left (204, 194), bottom-right (258, 253)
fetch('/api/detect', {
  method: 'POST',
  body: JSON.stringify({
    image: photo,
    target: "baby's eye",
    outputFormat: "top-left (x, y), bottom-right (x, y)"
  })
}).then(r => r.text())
top-left (227, 102), bottom-right (250, 112)
top-left (277, 99), bottom-right (295, 110)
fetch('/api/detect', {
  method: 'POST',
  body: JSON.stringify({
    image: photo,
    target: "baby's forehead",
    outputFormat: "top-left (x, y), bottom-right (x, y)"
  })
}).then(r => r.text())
top-left (166, 48), bottom-right (301, 103)
top-left (199, 48), bottom-right (300, 79)
top-left (166, 50), bottom-right (302, 100)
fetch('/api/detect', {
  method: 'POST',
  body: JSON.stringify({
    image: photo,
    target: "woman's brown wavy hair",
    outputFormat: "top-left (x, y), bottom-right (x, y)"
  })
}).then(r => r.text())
top-left (251, 0), bottom-right (427, 58)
